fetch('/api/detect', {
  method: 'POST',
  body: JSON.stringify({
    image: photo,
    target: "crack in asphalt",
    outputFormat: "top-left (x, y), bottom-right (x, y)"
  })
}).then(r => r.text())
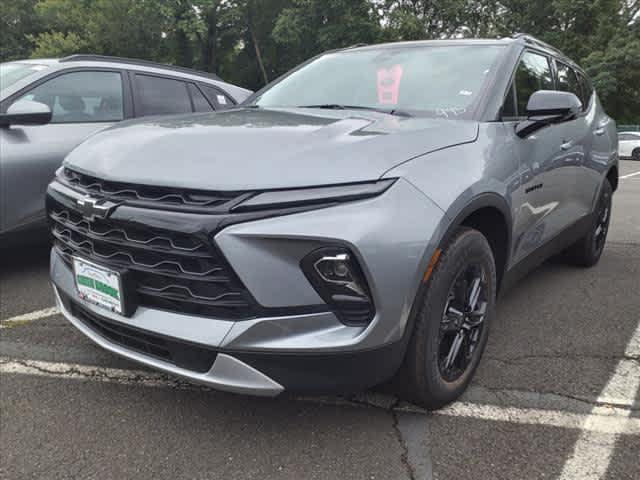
top-left (343, 395), bottom-right (419, 479)
top-left (486, 352), bottom-right (640, 364)
top-left (391, 400), bottom-right (419, 480)
top-left (473, 382), bottom-right (640, 412)
top-left (0, 357), bottom-right (193, 389)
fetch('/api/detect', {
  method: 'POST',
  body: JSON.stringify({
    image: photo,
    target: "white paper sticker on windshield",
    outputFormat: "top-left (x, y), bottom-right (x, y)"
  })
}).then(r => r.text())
top-left (217, 95), bottom-right (227, 105)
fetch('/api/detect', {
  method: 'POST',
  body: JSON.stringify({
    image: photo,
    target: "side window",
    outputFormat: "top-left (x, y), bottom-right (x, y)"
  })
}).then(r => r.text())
top-left (577, 72), bottom-right (593, 111)
top-left (199, 84), bottom-right (233, 109)
top-left (135, 74), bottom-right (192, 116)
top-left (555, 62), bottom-right (582, 105)
top-left (17, 71), bottom-right (124, 124)
top-left (514, 51), bottom-right (554, 116)
top-left (188, 84), bottom-right (214, 112)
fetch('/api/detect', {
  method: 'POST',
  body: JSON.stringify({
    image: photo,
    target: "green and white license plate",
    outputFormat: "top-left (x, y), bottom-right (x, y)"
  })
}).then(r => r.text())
top-left (73, 257), bottom-right (124, 314)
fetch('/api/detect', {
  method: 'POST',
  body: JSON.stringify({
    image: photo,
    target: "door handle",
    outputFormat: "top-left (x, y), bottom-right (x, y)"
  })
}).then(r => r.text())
top-left (594, 128), bottom-right (605, 136)
top-left (561, 141), bottom-right (573, 151)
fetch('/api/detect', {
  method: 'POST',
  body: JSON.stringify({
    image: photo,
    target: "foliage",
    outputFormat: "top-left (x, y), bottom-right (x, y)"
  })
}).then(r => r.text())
top-left (272, 0), bottom-right (382, 68)
top-left (0, 0), bottom-right (41, 61)
top-left (1, 0), bottom-right (638, 121)
top-left (28, 0), bottom-right (171, 60)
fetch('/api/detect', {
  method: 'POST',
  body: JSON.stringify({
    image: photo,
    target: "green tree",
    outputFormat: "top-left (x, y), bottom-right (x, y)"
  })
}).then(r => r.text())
top-left (30, 0), bottom-right (171, 61)
top-left (380, 0), bottom-right (500, 40)
top-left (584, 26), bottom-right (640, 122)
top-left (497, 0), bottom-right (640, 120)
top-left (0, 0), bottom-right (42, 61)
top-left (272, 0), bottom-right (382, 71)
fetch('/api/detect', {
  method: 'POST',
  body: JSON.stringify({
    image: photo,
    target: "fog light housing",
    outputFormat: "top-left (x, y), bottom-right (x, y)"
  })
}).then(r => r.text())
top-left (301, 247), bottom-right (375, 325)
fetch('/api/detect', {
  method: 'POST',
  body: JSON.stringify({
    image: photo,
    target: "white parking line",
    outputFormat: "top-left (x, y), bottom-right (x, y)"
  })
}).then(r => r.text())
top-left (1, 357), bottom-right (639, 436)
top-left (558, 321), bottom-right (640, 480)
top-left (434, 402), bottom-right (639, 435)
top-left (0, 307), bottom-right (60, 328)
top-left (619, 170), bottom-right (640, 180)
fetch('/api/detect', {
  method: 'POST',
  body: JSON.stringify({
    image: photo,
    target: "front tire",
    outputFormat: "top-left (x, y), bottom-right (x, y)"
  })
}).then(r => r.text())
top-left (397, 227), bottom-right (497, 410)
top-left (632, 148), bottom-right (640, 161)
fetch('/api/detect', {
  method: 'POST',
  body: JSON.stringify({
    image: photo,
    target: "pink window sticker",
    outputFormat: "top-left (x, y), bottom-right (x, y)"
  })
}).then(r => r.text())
top-left (377, 65), bottom-right (404, 105)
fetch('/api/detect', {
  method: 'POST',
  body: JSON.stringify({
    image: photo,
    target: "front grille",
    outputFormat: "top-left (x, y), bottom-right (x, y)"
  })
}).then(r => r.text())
top-left (60, 167), bottom-right (243, 212)
top-left (67, 297), bottom-right (218, 373)
top-left (49, 197), bottom-right (259, 320)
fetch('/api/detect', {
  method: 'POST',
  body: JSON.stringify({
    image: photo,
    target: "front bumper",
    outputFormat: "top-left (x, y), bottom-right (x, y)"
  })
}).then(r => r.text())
top-left (53, 284), bottom-right (284, 396)
top-left (50, 178), bottom-right (445, 394)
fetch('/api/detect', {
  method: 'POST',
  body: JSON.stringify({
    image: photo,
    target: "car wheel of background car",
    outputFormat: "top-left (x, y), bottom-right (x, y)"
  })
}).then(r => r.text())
top-left (563, 179), bottom-right (612, 267)
top-left (632, 148), bottom-right (640, 161)
top-left (396, 227), bottom-right (497, 410)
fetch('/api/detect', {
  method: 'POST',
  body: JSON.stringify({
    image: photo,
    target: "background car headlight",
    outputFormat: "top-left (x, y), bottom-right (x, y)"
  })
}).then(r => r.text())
top-left (301, 247), bottom-right (375, 326)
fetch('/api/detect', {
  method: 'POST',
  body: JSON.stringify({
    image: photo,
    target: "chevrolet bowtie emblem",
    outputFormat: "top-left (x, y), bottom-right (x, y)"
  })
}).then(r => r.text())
top-left (76, 196), bottom-right (117, 221)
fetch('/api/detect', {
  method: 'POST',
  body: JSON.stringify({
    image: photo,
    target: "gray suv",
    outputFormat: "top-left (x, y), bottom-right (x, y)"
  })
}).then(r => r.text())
top-left (47, 35), bottom-right (618, 409)
top-left (0, 55), bottom-right (251, 247)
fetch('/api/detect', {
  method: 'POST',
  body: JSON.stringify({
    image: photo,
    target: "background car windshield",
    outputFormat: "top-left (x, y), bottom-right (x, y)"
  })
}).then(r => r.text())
top-left (0, 62), bottom-right (49, 92)
top-left (253, 45), bottom-right (505, 117)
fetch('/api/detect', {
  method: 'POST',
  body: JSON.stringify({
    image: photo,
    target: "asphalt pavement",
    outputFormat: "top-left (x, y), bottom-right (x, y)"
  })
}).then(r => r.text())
top-left (1, 160), bottom-right (639, 480)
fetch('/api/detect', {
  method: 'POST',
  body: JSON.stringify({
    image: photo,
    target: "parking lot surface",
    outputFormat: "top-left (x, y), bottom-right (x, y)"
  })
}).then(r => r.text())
top-left (1, 160), bottom-right (639, 480)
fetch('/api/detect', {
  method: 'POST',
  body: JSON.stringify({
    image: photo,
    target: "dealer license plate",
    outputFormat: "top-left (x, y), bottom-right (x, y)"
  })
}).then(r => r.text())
top-left (72, 257), bottom-right (124, 315)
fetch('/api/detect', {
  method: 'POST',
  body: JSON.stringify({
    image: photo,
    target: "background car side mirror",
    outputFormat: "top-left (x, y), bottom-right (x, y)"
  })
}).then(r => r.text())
top-left (515, 90), bottom-right (582, 138)
top-left (0, 100), bottom-right (53, 128)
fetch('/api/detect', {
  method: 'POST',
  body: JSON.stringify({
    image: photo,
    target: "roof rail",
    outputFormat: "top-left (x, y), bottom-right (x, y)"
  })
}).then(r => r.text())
top-left (511, 33), bottom-right (563, 55)
top-left (59, 54), bottom-right (222, 81)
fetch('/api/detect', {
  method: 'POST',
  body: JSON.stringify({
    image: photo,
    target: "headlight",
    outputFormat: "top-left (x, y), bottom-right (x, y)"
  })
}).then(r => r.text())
top-left (231, 179), bottom-right (396, 212)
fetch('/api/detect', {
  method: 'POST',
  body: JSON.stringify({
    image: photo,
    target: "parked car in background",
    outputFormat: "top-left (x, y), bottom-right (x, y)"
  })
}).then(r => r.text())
top-left (47, 34), bottom-right (618, 410)
top-left (618, 131), bottom-right (640, 160)
top-left (0, 55), bottom-right (251, 247)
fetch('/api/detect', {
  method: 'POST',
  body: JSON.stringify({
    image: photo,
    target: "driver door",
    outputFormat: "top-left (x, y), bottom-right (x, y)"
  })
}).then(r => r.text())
top-left (506, 51), bottom-right (577, 265)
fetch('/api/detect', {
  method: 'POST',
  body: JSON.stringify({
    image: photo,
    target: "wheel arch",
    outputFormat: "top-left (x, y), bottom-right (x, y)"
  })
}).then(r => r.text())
top-left (440, 193), bottom-right (512, 292)
top-left (607, 164), bottom-right (619, 192)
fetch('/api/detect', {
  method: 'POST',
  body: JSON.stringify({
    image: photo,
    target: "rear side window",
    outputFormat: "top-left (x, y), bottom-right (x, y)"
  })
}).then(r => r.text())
top-left (577, 71), bottom-right (593, 111)
top-left (556, 62), bottom-right (582, 105)
top-left (199, 84), bottom-right (233, 109)
top-left (188, 84), bottom-right (214, 112)
top-left (17, 71), bottom-right (124, 123)
top-left (135, 74), bottom-right (192, 116)
top-left (514, 51), bottom-right (554, 116)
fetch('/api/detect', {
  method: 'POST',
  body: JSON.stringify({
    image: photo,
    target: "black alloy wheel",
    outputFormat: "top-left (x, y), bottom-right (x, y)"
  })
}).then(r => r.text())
top-left (438, 264), bottom-right (488, 382)
top-left (592, 186), bottom-right (611, 257)
top-left (395, 227), bottom-right (496, 410)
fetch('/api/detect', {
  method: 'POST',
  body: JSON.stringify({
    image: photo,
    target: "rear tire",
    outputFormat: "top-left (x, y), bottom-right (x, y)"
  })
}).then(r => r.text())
top-left (396, 227), bottom-right (497, 410)
top-left (562, 179), bottom-right (612, 267)
top-left (632, 148), bottom-right (640, 161)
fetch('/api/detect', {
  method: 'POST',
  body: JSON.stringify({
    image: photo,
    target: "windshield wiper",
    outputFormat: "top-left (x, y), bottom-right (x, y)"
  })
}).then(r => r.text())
top-left (297, 104), bottom-right (412, 117)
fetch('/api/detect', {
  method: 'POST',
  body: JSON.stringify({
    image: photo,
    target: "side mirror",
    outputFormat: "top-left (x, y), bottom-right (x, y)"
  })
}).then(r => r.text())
top-left (0, 100), bottom-right (53, 127)
top-left (516, 90), bottom-right (582, 138)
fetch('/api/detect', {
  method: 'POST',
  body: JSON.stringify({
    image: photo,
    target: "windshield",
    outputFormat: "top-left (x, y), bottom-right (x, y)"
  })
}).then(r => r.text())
top-left (0, 62), bottom-right (50, 93)
top-left (252, 45), bottom-right (506, 118)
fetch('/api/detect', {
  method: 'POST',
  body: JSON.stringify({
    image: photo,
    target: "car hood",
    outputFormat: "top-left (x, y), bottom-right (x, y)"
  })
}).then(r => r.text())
top-left (65, 108), bottom-right (478, 190)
